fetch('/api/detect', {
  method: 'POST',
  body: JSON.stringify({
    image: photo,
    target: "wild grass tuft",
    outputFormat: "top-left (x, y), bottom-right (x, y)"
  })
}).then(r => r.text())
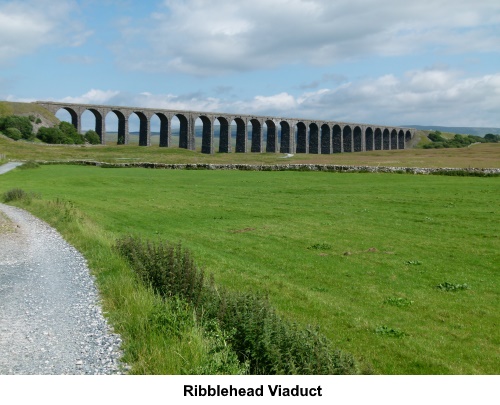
top-left (405, 260), bottom-right (422, 266)
top-left (307, 243), bottom-right (333, 250)
top-left (375, 326), bottom-right (407, 338)
top-left (383, 297), bottom-right (414, 307)
top-left (436, 282), bottom-right (470, 292)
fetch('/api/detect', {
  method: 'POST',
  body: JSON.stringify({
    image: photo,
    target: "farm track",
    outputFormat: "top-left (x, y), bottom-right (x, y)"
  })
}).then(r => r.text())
top-left (0, 203), bottom-right (125, 374)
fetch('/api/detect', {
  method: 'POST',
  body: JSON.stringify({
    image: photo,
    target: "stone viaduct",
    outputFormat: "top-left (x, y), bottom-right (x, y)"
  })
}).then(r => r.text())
top-left (35, 101), bottom-right (416, 154)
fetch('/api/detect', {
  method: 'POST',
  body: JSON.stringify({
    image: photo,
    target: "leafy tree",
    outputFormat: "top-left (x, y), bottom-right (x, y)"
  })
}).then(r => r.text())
top-left (37, 127), bottom-right (67, 144)
top-left (59, 121), bottom-right (84, 144)
top-left (424, 131), bottom-right (494, 149)
top-left (467, 135), bottom-right (485, 143)
top-left (84, 130), bottom-right (101, 145)
top-left (37, 121), bottom-right (86, 144)
top-left (484, 133), bottom-right (500, 143)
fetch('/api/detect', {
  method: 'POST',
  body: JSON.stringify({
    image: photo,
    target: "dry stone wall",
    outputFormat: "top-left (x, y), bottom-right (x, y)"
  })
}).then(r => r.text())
top-left (36, 160), bottom-right (500, 176)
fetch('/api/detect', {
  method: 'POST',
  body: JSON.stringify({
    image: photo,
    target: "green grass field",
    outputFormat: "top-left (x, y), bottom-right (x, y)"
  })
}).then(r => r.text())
top-left (1, 164), bottom-right (498, 374)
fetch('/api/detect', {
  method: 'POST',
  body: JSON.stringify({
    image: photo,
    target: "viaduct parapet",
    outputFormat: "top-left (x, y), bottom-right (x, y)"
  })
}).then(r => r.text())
top-left (35, 101), bottom-right (416, 154)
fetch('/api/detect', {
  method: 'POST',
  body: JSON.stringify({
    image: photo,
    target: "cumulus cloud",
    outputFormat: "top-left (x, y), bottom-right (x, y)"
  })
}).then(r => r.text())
top-left (61, 89), bottom-right (121, 105)
top-left (294, 69), bottom-right (500, 126)
top-left (0, 0), bottom-right (92, 64)
top-left (57, 68), bottom-right (500, 127)
top-left (115, 0), bottom-right (500, 75)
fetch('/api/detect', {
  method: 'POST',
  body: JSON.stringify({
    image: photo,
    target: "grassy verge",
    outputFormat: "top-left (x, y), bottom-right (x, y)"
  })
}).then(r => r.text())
top-left (1, 165), bottom-right (499, 374)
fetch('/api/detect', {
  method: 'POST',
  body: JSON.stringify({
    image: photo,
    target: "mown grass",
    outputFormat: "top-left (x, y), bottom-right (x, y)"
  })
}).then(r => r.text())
top-left (1, 164), bottom-right (499, 374)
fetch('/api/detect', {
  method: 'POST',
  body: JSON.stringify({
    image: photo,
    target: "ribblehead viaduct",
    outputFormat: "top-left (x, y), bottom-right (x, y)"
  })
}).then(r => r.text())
top-left (35, 101), bottom-right (416, 154)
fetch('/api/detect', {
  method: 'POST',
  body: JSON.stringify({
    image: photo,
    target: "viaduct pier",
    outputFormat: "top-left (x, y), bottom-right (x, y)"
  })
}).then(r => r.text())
top-left (35, 101), bottom-right (416, 154)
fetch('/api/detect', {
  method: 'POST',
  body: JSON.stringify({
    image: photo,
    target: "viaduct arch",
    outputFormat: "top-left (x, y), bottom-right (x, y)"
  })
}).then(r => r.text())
top-left (35, 101), bottom-right (416, 154)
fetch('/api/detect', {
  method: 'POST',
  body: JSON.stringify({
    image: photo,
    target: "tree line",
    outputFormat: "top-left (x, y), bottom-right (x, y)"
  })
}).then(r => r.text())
top-left (423, 131), bottom-right (500, 149)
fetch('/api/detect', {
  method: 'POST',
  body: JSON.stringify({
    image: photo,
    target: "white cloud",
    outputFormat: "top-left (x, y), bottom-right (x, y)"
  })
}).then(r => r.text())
top-left (0, 0), bottom-right (91, 64)
top-left (115, 0), bottom-right (500, 75)
top-left (295, 69), bottom-right (500, 126)
top-left (61, 89), bottom-right (121, 105)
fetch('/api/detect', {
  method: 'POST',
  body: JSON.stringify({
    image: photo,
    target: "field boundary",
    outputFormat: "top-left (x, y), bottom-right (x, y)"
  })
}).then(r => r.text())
top-left (31, 160), bottom-right (500, 176)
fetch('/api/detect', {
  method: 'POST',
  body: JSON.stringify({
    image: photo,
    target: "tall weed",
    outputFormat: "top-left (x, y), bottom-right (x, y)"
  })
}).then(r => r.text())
top-left (116, 236), bottom-right (205, 306)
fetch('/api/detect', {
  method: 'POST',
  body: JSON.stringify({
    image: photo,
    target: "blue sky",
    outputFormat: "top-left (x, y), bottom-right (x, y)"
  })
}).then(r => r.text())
top-left (1, 0), bottom-right (499, 128)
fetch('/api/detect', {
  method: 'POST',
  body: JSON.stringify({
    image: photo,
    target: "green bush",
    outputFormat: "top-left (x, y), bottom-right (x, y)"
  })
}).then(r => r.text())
top-left (0, 115), bottom-right (33, 140)
top-left (84, 130), bottom-right (101, 145)
top-left (37, 127), bottom-right (67, 144)
top-left (425, 131), bottom-right (496, 149)
top-left (37, 122), bottom-right (85, 145)
top-left (4, 127), bottom-right (22, 141)
top-left (59, 121), bottom-right (84, 144)
top-left (428, 131), bottom-right (446, 143)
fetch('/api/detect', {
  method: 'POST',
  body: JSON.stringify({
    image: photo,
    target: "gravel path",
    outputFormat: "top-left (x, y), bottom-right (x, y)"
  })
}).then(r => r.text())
top-left (0, 203), bottom-right (125, 374)
top-left (0, 162), bottom-right (23, 175)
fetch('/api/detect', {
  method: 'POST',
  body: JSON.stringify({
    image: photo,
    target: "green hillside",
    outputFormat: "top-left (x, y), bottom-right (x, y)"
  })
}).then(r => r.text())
top-left (0, 101), bottom-right (59, 126)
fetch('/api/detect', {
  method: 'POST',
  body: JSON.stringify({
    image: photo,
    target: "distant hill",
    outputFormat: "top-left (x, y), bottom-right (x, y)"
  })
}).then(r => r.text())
top-left (404, 125), bottom-right (500, 137)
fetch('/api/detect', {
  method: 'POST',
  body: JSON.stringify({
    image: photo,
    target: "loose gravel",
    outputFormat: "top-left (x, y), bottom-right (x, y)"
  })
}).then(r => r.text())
top-left (0, 162), bottom-right (23, 175)
top-left (0, 203), bottom-right (125, 375)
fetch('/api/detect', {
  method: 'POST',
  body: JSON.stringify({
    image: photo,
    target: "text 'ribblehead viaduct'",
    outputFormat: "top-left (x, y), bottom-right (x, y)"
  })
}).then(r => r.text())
top-left (35, 101), bottom-right (416, 154)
